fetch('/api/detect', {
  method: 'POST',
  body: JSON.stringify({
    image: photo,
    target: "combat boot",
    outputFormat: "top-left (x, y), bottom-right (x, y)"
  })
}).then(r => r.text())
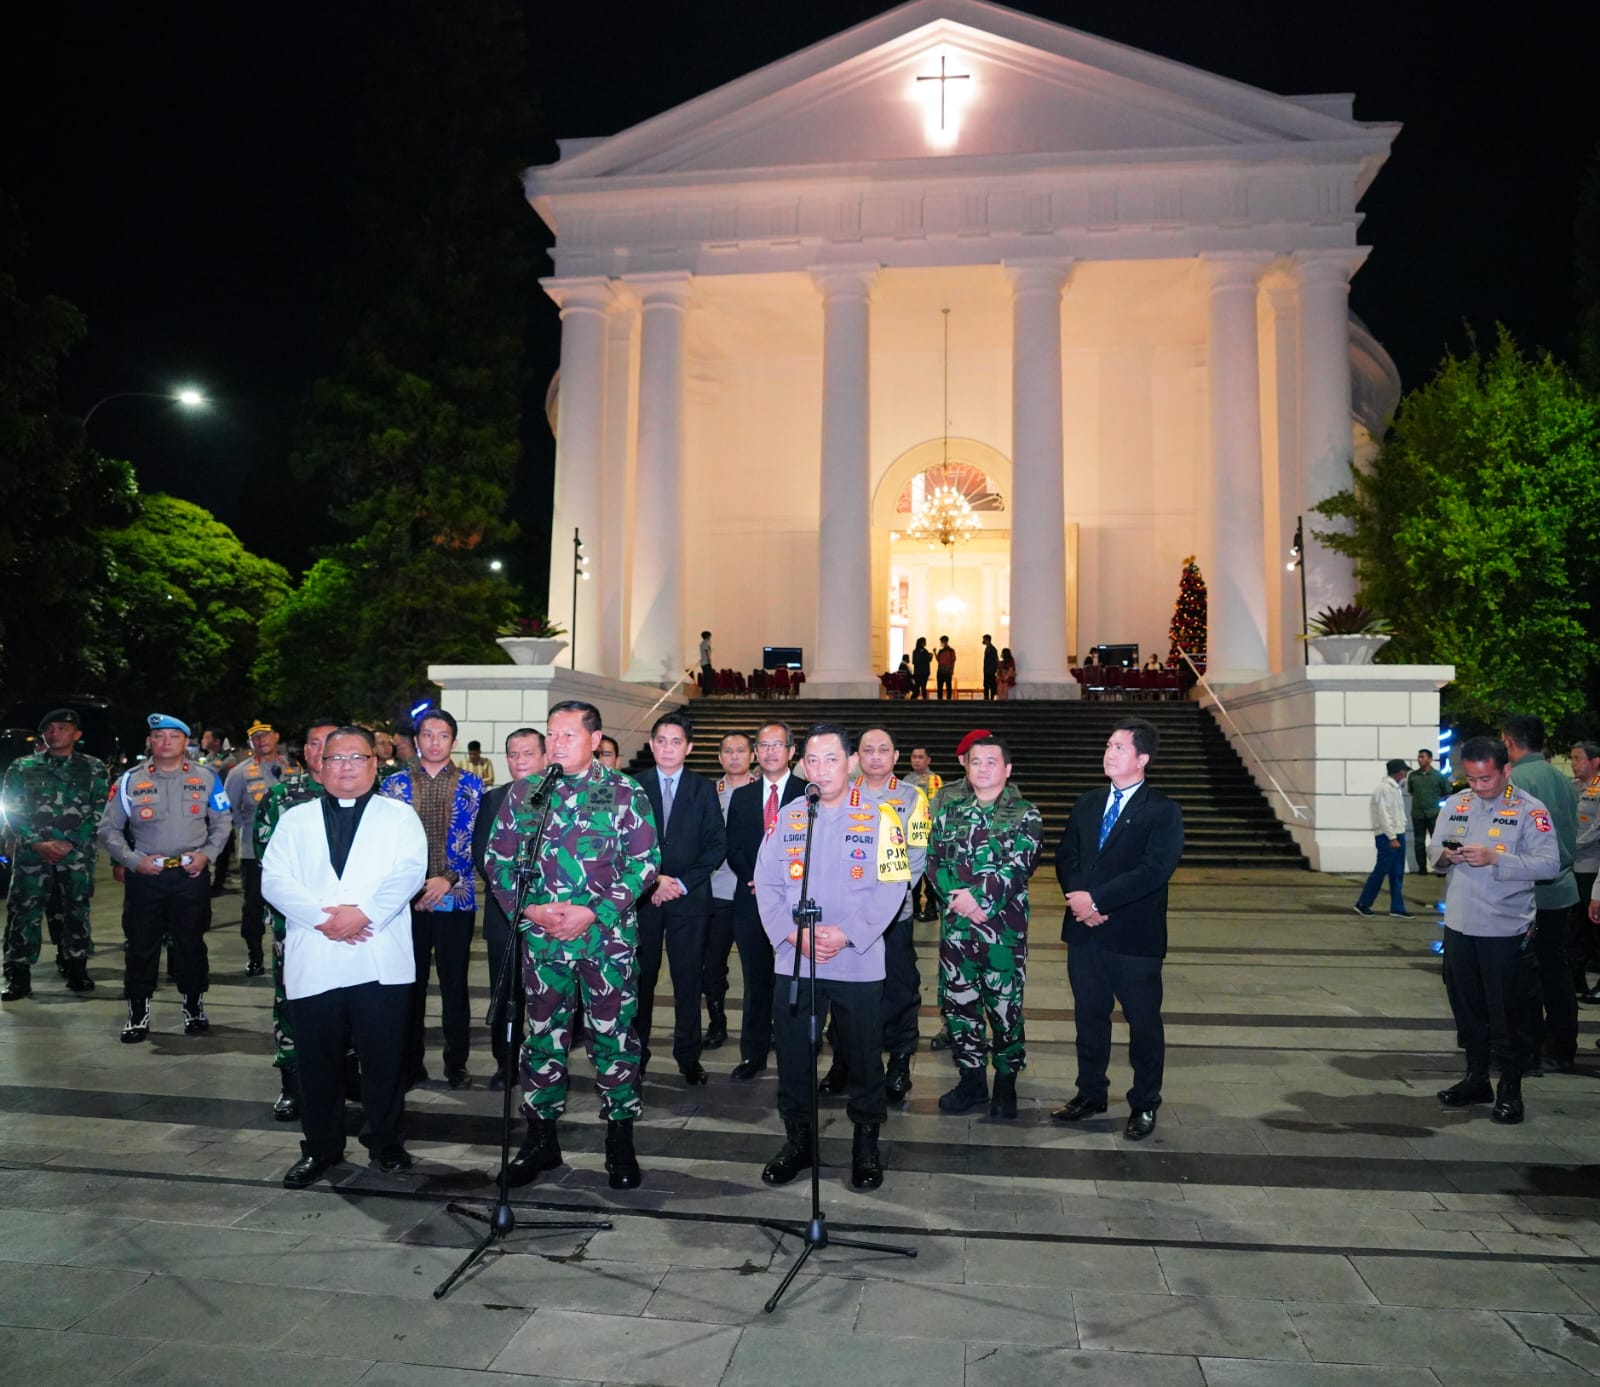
top-left (121, 995), bottom-right (151, 1044)
top-left (63, 958), bottom-right (94, 993)
top-left (1491, 1073), bottom-right (1524, 1125)
top-left (506, 1116), bottom-right (562, 1186)
top-left (885, 1052), bottom-right (913, 1102)
top-left (181, 993), bottom-right (211, 1036)
top-left (938, 1065), bottom-right (989, 1114)
top-left (605, 1119), bottom-right (642, 1189)
top-left (929, 1023), bottom-right (954, 1052)
top-left (990, 1071), bottom-right (1018, 1120)
top-left (1, 966), bottom-right (31, 1002)
top-left (761, 1122), bottom-right (813, 1185)
top-left (850, 1122), bottom-right (884, 1190)
top-left (1437, 1071), bottom-right (1493, 1107)
top-left (273, 1068), bottom-right (301, 1122)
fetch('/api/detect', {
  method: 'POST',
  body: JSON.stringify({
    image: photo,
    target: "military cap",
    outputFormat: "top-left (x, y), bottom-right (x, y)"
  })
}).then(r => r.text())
top-left (37, 707), bottom-right (81, 732)
top-left (246, 719), bottom-right (275, 738)
top-left (147, 712), bottom-right (191, 735)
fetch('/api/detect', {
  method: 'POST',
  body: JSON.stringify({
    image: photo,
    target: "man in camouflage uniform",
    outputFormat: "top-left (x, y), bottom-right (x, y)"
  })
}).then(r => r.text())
top-left (1, 709), bottom-right (109, 1001)
top-left (225, 719), bottom-right (298, 975)
top-left (923, 728), bottom-right (990, 1053)
top-left (483, 700), bottom-right (658, 1191)
top-left (254, 717), bottom-right (341, 1120)
top-left (926, 733), bottom-right (1044, 1119)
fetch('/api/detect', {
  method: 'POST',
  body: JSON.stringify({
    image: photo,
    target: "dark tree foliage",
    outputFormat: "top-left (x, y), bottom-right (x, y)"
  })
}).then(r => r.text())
top-left (1314, 330), bottom-right (1600, 727)
top-left (263, 0), bottom-right (541, 723)
top-left (1577, 145), bottom-right (1600, 392)
top-left (0, 198), bottom-right (138, 706)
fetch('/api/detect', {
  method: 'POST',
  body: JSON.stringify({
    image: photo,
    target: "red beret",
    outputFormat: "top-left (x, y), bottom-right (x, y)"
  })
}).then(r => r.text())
top-left (955, 729), bottom-right (993, 760)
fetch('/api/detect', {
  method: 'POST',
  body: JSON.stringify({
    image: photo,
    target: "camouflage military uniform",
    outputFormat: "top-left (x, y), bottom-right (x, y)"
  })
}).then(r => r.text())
top-left (2, 749), bottom-right (109, 980)
top-left (483, 762), bottom-right (659, 1121)
top-left (926, 782), bottom-right (1044, 1075)
top-left (253, 770), bottom-right (326, 1072)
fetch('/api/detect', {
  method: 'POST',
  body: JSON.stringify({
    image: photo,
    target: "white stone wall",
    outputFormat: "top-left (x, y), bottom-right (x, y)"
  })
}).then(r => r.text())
top-left (1199, 665), bottom-right (1455, 873)
top-left (428, 664), bottom-right (684, 785)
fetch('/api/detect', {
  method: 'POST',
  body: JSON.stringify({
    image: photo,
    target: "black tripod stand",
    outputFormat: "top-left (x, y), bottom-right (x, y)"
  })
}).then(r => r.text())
top-left (760, 786), bottom-right (915, 1313)
top-left (434, 770), bottom-right (610, 1300)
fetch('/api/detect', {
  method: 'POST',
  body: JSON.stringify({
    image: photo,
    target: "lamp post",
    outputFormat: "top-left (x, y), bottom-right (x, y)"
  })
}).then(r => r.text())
top-left (1287, 515), bottom-right (1308, 666)
top-left (570, 527), bottom-right (589, 670)
top-left (82, 388), bottom-right (209, 427)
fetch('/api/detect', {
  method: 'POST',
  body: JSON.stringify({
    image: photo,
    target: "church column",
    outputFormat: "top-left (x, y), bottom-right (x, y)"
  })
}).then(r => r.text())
top-left (1293, 248), bottom-right (1369, 615)
top-left (1005, 260), bottom-right (1074, 697)
top-left (1201, 252), bottom-right (1272, 684)
top-left (808, 267), bottom-right (879, 698)
top-left (623, 273), bottom-right (691, 685)
top-left (543, 277), bottom-right (612, 675)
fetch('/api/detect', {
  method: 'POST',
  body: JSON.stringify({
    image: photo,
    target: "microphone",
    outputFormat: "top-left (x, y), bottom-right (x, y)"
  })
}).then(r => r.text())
top-left (531, 762), bottom-right (565, 796)
top-left (804, 781), bottom-right (821, 804)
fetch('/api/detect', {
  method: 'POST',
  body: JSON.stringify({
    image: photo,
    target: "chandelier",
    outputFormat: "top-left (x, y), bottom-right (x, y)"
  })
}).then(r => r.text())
top-left (907, 308), bottom-right (983, 551)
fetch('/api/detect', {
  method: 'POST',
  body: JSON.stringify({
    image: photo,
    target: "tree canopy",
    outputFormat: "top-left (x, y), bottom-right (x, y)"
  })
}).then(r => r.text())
top-left (1314, 330), bottom-right (1600, 727)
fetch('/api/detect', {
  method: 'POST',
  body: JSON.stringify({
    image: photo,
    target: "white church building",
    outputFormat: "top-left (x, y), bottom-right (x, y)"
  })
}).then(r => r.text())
top-left (526, 0), bottom-right (1402, 699)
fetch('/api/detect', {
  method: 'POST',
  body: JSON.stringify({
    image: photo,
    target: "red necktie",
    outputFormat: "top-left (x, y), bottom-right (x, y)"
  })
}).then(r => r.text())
top-left (764, 783), bottom-right (779, 836)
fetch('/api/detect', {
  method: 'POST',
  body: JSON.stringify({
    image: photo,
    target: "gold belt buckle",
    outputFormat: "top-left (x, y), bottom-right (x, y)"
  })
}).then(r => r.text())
top-left (160, 856), bottom-right (184, 870)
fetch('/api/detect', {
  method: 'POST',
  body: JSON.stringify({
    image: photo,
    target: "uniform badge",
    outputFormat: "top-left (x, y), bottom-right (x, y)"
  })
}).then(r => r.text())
top-left (1531, 809), bottom-right (1552, 833)
top-left (139, 807), bottom-right (154, 820)
top-left (1487, 828), bottom-right (1501, 837)
top-left (788, 860), bottom-right (805, 879)
top-left (850, 865), bottom-right (864, 879)
top-left (849, 787), bottom-right (861, 807)
top-left (190, 804), bottom-right (201, 814)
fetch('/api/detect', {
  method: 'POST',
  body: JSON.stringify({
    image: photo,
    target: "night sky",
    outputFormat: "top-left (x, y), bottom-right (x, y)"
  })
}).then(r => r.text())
top-left (7, 1), bottom-right (1594, 576)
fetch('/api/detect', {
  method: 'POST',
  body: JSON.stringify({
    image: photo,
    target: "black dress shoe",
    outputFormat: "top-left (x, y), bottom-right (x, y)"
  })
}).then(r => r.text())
top-left (273, 1070), bottom-right (301, 1122)
top-left (850, 1123), bottom-right (883, 1190)
top-left (703, 1005), bottom-right (728, 1050)
top-left (283, 1149), bottom-right (344, 1189)
top-left (1124, 1109), bottom-right (1157, 1141)
top-left (507, 1117), bottom-right (563, 1187)
top-left (245, 959), bottom-right (265, 977)
top-left (445, 1066), bottom-right (474, 1090)
top-left (1491, 1074), bottom-right (1524, 1125)
top-left (1577, 985), bottom-right (1600, 1006)
top-left (679, 1062), bottom-right (708, 1086)
top-left (375, 1145), bottom-right (413, 1173)
top-left (1050, 1094), bottom-right (1108, 1123)
top-left (488, 1069), bottom-right (509, 1092)
top-left (1438, 1074), bottom-right (1493, 1107)
top-left (1544, 1055), bottom-right (1577, 1074)
top-left (730, 1059), bottom-right (767, 1081)
top-left (884, 1054), bottom-right (913, 1101)
top-left (817, 1060), bottom-right (850, 1096)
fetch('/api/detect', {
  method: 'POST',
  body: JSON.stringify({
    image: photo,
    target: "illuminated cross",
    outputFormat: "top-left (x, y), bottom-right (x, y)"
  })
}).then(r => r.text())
top-left (915, 54), bottom-right (971, 131)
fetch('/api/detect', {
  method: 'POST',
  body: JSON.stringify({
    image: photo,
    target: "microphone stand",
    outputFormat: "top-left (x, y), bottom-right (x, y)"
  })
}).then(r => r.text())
top-left (434, 769), bottom-right (610, 1300)
top-left (761, 787), bottom-right (915, 1313)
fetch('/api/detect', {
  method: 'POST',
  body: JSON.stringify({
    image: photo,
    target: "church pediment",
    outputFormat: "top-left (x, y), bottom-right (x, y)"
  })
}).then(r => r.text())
top-left (534, 0), bottom-right (1392, 188)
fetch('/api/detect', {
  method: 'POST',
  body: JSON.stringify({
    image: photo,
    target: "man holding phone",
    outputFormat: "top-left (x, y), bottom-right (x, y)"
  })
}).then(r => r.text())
top-left (1428, 736), bottom-right (1561, 1125)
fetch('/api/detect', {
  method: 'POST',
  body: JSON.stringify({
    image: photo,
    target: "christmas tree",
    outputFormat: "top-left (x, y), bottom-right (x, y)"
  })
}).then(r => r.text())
top-left (1167, 555), bottom-right (1207, 675)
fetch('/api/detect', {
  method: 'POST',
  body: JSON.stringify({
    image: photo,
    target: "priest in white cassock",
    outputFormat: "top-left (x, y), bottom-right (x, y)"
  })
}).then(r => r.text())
top-left (262, 725), bottom-right (429, 1189)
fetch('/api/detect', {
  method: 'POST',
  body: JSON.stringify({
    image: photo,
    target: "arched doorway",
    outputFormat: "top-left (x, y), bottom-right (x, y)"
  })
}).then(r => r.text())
top-left (870, 437), bottom-right (1013, 682)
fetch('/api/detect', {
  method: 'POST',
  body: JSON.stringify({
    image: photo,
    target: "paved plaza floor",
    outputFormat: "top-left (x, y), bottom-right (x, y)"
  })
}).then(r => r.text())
top-left (2, 864), bottom-right (1598, 1385)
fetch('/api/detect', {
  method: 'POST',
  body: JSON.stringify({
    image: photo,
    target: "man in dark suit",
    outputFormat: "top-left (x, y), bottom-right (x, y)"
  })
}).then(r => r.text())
top-left (1053, 716), bottom-right (1184, 1141)
top-left (473, 728), bottom-right (547, 1091)
top-left (635, 712), bottom-right (726, 1085)
top-left (724, 719), bottom-right (807, 1080)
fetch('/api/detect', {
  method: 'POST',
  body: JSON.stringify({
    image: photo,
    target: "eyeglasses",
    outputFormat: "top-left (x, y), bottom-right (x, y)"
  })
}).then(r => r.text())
top-left (756, 741), bottom-right (789, 751)
top-left (324, 753), bottom-right (374, 765)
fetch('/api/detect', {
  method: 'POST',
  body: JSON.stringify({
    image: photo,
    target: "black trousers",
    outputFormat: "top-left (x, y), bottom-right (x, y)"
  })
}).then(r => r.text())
top-left (239, 857), bottom-right (266, 961)
top-left (774, 974), bottom-right (886, 1127)
top-left (1067, 936), bottom-right (1164, 1111)
top-left (482, 902), bottom-right (525, 1075)
top-left (291, 980), bottom-right (410, 1159)
top-left (1571, 871), bottom-right (1597, 989)
top-left (123, 869), bottom-right (210, 998)
top-left (983, 670), bottom-right (998, 700)
top-left (1412, 814), bottom-right (1438, 874)
top-left (1442, 926), bottom-right (1530, 1076)
top-left (912, 675), bottom-right (929, 701)
top-left (406, 908), bottom-right (475, 1076)
top-left (635, 904), bottom-right (709, 1069)
top-left (936, 668), bottom-right (954, 699)
top-left (880, 908), bottom-right (921, 1057)
top-left (1525, 906), bottom-right (1578, 1065)
top-left (732, 903), bottom-right (775, 1065)
top-left (703, 898), bottom-right (734, 1008)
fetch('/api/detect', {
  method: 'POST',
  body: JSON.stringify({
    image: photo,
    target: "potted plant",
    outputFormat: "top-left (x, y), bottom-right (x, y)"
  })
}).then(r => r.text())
top-left (495, 614), bottom-right (569, 666)
top-left (1302, 604), bottom-right (1394, 665)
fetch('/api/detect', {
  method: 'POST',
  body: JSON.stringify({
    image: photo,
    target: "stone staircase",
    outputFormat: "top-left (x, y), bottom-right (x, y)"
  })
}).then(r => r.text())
top-left (625, 697), bottom-right (1307, 870)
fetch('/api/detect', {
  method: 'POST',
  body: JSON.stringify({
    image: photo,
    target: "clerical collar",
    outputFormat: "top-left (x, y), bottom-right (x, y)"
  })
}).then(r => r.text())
top-left (337, 798), bottom-right (358, 808)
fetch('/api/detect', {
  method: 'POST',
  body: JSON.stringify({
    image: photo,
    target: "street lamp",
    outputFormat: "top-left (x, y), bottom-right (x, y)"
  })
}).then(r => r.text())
top-left (1287, 516), bottom-right (1308, 666)
top-left (571, 528), bottom-right (589, 670)
top-left (82, 387), bottom-right (209, 427)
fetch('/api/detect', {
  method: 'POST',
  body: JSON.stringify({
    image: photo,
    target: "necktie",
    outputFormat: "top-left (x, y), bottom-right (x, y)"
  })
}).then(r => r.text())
top-left (662, 775), bottom-right (675, 830)
top-left (1098, 786), bottom-right (1125, 850)
top-left (764, 783), bottom-right (779, 836)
